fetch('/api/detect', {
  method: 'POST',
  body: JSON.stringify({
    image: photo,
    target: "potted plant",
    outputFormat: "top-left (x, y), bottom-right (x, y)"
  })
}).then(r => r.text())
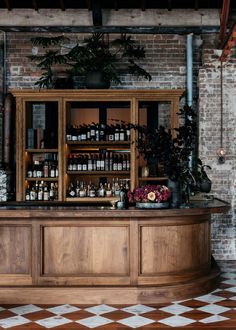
top-left (133, 105), bottom-right (201, 207)
top-left (29, 33), bottom-right (152, 88)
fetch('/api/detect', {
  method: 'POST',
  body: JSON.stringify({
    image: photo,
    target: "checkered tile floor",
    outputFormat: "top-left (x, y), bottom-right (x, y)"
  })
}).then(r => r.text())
top-left (0, 261), bottom-right (236, 329)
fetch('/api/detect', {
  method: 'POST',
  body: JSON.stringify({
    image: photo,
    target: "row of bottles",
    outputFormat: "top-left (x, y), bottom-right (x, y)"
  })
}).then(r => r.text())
top-left (67, 152), bottom-right (130, 172)
top-left (26, 181), bottom-right (58, 201)
top-left (66, 123), bottom-right (131, 142)
top-left (67, 178), bottom-right (130, 198)
top-left (27, 154), bottom-right (58, 178)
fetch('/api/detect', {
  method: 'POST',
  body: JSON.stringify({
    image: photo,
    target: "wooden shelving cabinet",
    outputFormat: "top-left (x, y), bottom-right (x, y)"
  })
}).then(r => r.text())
top-left (13, 89), bottom-right (184, 202)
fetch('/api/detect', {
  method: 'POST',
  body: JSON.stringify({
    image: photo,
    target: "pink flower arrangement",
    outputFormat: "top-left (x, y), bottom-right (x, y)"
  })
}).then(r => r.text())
top-left (128, 185), bottom-right (171, 203)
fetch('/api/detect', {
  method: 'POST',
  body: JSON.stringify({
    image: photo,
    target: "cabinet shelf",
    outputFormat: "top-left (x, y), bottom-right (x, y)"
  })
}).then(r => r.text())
top-left (25, 149), bottom-right (58, 153)
top-left (67, 171), bottom-right (130, 176)
top-left (25, 177), bottom-right (59, 181)
top-left (138, 176), bottom-right (168, 181)
top-left (67, 141), bottom-right (130, 147)
top-left (66, 197), bottom-right (119, 203)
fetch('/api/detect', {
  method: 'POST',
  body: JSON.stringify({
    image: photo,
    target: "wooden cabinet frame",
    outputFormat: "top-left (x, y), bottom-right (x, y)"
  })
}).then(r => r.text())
top-left (13, 89), bottom-right (184, 202)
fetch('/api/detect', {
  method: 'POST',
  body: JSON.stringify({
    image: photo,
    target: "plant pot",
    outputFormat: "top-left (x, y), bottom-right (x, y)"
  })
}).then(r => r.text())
top-left (168, 179), bottom-right (182, 208)
top-left (85, 71), bottom-right (110, 89)
top-left (200, 180), bottom-right (212, 193)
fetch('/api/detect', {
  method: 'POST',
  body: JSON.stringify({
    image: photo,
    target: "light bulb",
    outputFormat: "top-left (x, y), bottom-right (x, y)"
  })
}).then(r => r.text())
top-left (217, 147), bottom-right (226, 164)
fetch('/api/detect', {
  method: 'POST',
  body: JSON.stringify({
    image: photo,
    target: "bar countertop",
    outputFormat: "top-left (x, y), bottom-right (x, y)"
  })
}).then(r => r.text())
top-left (0, 198), bottom-right (229, 218)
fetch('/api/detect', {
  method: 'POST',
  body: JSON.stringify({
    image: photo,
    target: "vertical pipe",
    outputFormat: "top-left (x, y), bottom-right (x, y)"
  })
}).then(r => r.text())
top-left (187, 33), bottom-right (193, 107)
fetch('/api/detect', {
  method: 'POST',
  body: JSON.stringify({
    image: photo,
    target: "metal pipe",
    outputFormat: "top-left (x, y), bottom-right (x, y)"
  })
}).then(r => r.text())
top-left (187, 33), bottom-right (193, 107)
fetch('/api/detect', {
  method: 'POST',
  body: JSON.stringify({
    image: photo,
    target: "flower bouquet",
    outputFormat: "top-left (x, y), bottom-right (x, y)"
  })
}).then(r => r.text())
top-left (128, 185), bottom-right (171, 209)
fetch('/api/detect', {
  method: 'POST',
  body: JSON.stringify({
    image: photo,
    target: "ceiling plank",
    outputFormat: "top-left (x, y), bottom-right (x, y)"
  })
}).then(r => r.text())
top-left (32, 0), bottom-right (38, 11)
top-left (220, 21), bottom-right (236, 62)
top-left (114, 0), bottom-right (118, 11)
top-left (141, 0), bottom-right (146, 11)
top-left (59, 0), bottom-right (65, 11)
top-left (4, 0), bottom-right (11, 11)
top-left (219, 0), bottom-right (231, 46)
top-left (92, 2), bottom-right (102, 26)
top-left (87, 0), bottom-right (92, 11)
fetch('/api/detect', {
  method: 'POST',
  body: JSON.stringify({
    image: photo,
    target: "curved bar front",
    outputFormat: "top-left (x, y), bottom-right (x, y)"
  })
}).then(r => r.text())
top-left (0, 199), bottom-right (229, 304)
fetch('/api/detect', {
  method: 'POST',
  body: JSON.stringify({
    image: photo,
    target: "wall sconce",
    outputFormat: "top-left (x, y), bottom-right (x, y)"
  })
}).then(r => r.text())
top-left (217, 62), bottom-right (226, 164)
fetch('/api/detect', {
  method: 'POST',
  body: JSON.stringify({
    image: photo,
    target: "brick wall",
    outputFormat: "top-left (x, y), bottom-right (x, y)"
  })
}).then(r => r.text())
top-left (2, 31), bottom-right (235, 259)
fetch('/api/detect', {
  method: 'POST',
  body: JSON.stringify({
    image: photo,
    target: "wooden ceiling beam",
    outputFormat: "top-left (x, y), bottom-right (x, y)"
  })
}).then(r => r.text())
top-left (4, 0), bottom-right (11, 11)
top-left (32, 0), bottom-right (38, 11)
top-left (59, 0), bottom-right (65, 11)
top-left (219, 0), bottom-right (231, 46)
top-left (220, 21), bottom-right (236, 62)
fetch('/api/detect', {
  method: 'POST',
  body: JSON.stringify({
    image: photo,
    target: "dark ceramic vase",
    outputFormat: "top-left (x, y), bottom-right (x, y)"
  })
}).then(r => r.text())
top-left (168, 179), bottom-right (182, 208)
top-left (200, 180), bottom-right (212, 193)
top-left (85, 71), bottom-right (110, 89)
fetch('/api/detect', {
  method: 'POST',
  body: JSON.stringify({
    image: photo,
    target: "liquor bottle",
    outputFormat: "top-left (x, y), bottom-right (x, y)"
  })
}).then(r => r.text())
top-left (90, 123), bottom-right (96, 141)
top-left (82, 155), bottom-right (88, 171)
top-left (98, 183), bottom-right (105, 197)
top-left (100, 153), bottom-right (105, 171)
top-left (87, 125), bottom-right (91, 141)
top-left (67, 155), bottom-right (73, 171)
top-left (126, 124), bottom-right (131, 141)
top-left (37, 182), bottom-right (43, 201)
top-left (66, 125), bottom-right (72, 141)
top-left (105, 182), bottom-right (112, 197)
top-left (54, 182), bottom-right (58, 200)
top-left (43, 183), bottom-right (49, 201)
top-left (81, 125), bottom-right (87, 141)
top-left (27, 163), bottom-right (33, 178)
top-left (49, 183), bottom-right (55, 201)
top-left (112, 154), bottom-right (118, 171)
top-left (114, 177), bottom-right (120, 197)
top-left (117, 154), bottom-right (123, 171)
top-left (105, 151), bottom-right (109, 171)
top-left (25, 185), bottom-right (30, 201)
top-left (96, 154), bottom-right (101, 171)
top-left (79, 181), bottom-right (86, 197)
top-left (114, 125), bottom-right (120, 141)
top-left (72, 155), bottom-right (77, 172)
top-left (30, 185), bottom-right (36, 201)
top-left (95, 124), bottom-right (100, 141)
top-left (109, 152), bottom-right (113, 171)
top-left (68, 182), bottom-right (76, 197)
top-left (77, 155), bottom-right (82, 171)
top-left (122, 154), bottom-right (127, 171)
top-left (71, 126), bottom-right (78, 141)
top-left (75, 180), bottom-right (80, 197)
top-left (120, 125), bottom-right (125, 141)
top-left (43, 157), bottom-right (49, 178)
top-left (127, 153), bottom-right (130, 171)
top-left (100, 124), bottom-right (106, 141)
top-left (88, 154), bottom-right (93, 171)
top-left (108, 125), bottom-right (115, 141)
top-left (89, 182), bottom-right (96, 197)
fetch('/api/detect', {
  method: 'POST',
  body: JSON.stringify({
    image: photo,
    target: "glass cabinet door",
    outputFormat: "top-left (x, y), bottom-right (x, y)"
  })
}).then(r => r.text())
top-left (65, 101), bottom-right (131, 201)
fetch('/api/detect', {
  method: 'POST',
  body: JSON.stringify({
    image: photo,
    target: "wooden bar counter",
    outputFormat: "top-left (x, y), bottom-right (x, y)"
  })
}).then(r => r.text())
top-left (0, 199), bottom-right (229, 304)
